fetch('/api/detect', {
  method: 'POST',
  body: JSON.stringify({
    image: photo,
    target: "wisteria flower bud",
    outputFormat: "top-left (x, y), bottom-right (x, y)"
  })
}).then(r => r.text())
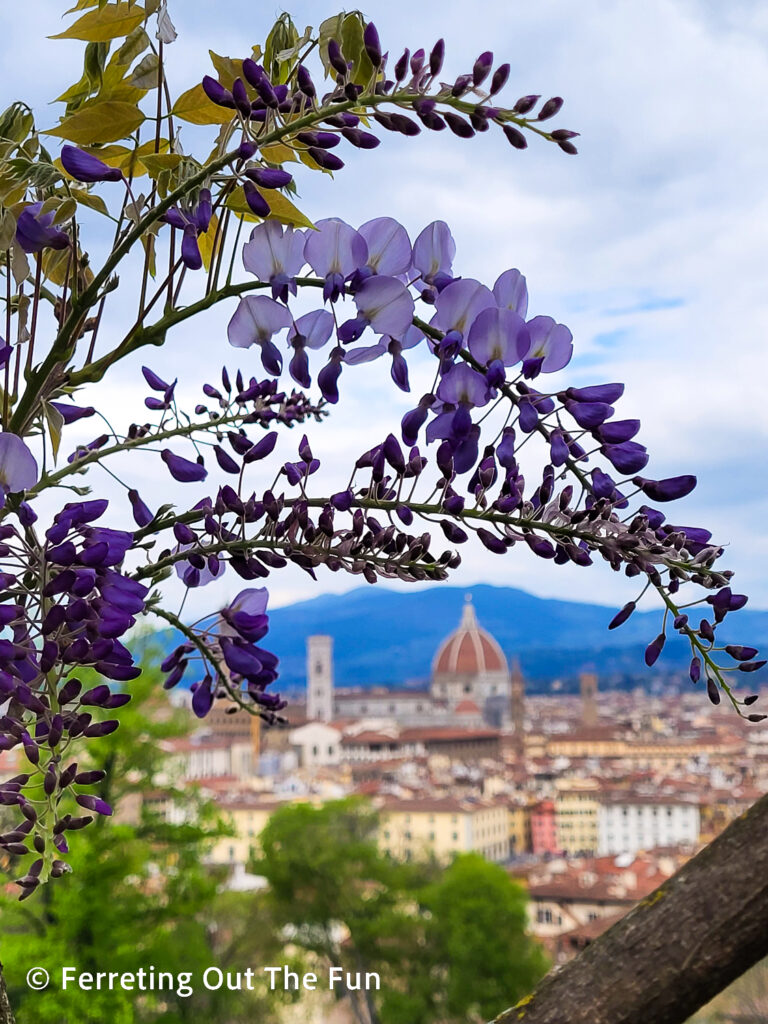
top-left (503, 125), bottom-right (527, 150)
top-left (489, 63), bottom-right (510, 95)
top-left (537, 96), bottom-right (564, 120)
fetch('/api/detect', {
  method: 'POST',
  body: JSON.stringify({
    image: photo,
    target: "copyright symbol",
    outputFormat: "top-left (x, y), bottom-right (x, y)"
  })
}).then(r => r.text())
top-left (26, 968), bottom-right (49, 991)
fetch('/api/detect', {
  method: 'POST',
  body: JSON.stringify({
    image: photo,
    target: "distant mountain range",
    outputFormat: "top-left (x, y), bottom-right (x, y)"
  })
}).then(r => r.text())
top-left (147, 584), bottom-right (768, 695)
top-left (227, 584), bottom-right (768, 695)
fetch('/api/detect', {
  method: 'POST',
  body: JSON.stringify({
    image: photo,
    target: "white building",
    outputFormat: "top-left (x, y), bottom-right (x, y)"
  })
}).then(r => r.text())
top-left (597, 795), bottom-right (700, 856)
top-left (289, 721), bottom-right (342, 768)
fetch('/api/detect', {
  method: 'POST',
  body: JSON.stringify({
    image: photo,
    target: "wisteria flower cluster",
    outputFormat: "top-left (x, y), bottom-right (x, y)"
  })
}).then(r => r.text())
top-left (0, 4), bottom-right (761, 898)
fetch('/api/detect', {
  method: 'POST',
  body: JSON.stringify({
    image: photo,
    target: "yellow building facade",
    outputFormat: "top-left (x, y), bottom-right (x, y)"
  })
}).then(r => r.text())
top-left (378, 798), bottom-right (509, 863)
top-left (555, 778), bottom-right (600, 855)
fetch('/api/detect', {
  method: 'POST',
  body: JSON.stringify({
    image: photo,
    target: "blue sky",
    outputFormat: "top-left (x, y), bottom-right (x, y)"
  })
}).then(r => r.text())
top-left (2, 0), bottom-right (767, 616)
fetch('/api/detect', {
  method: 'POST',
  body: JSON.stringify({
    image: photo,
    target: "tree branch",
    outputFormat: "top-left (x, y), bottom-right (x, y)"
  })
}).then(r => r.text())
top-left (493, 791), bottom-right (768, 1024)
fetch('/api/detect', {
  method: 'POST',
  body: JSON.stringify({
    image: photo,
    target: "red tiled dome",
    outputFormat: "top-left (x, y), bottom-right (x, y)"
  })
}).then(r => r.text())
top-left (433, 598), bottom-right (508, 676)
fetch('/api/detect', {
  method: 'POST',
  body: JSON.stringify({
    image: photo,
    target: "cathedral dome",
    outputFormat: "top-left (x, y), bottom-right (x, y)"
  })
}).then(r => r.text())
top-left (432, 596), bottom-right (508, 677)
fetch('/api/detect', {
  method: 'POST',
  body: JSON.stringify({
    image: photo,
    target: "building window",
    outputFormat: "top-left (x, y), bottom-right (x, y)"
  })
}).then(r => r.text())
top-left (314, 662), bottom-right (323, 675)
top-left (405, 831), bottom-right (412, 840)
top-left (312, 745), bottom-right (319, 756)
top-left (389, 704), bottom-right (395, 713)
top-left (452, 832), bottom-right (459, 842)
top-left (328, 746), bottom-right (334, 756)
top-left (429, 832), bottom-right (435, 841)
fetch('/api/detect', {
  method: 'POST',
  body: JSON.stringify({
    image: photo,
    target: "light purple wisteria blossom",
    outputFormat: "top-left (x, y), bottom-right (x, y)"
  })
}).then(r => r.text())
top-left (242, 221), bottom-right (307, 301)
top-left (358, 217), bottom-right (412, 277)
top-left (227, 294), bottom-right (293, 374)
top-left (0, 433), bottom-right (38, 504)
top-left (304, 217), bottom-right (368, 300)
top-left (468, 306), bottom-right (530, 366)
top-left (286, 309), bottom-right (335, 387)
top-left (412, 220), bottom-right (456, 292)
top-left (431, 278), bottom-right (495, 336)
top-left (522, 315), bottom-right (574, 376)
top-left (338, 276), bottom-right (415, 343)
top-left (493, 268), bottom-right (529, 317)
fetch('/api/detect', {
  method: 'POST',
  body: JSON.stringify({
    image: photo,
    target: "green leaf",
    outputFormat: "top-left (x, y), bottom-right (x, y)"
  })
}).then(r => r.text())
top-left (65, 0), bottom-right (101, 11)
top-left (0, 103), bottom-right (35, 144)
top-left (70, 188), bottom-right (110, 217)
top-left (115, 26), bottom-right (150, 65)
top-left (141, 153), bottom-right (182, 178)
top-left (130, 53), bottom-right (159, 90)
top-left (208, 51), bottom-right (245, 91)
top-left (318, 14), bottom-right (344, 76)
top-left (44, 101), bottom-right (145, 145)
top-left (197, 212), bottom-right (220, 272)
top-left (51, 3), bottom-right (146, 43)
top-left (0, 209), bottom-right (16, 251)
top-left (44, 403), bottom-right (65, 462)
top-left (84, 41), bottom-right (109, 92)
top-left (341, 13), bottom-right (376, 88)
top-left (172, 83), bottom-right (234, 126)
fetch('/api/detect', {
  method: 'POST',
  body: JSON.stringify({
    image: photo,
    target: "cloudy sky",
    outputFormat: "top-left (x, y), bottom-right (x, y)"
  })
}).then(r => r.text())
top-left (1, 0), bottom-right (767, 619)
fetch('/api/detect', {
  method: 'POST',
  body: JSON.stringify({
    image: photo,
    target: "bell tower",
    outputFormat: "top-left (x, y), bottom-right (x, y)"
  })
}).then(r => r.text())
top-left (307, 635), bottom-right (334, 723)
top-left (580, 671), bottom-right (598, 728)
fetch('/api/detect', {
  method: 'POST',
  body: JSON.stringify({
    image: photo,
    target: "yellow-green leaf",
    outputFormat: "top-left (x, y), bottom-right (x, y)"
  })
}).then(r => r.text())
top-left (341, 13), bottom-right (376, 88)
top-left (260, 143), bottom-right (298, 165)
top-left (115, 26), bottom-right (150, 65)
top-left (44, 403), bottom-right (65, 462)
top-left (0, 209), bottom-right (16, 251)
top-left (51, 3), bottom-right (146, 43)
top-left (53, 198), bottom-right (78, 225)
top-left (172, 84), bottom-right (234, 126)
top-left (130, 53), bottom-right (159, 90)
top-left (141, 153), bottom-right (182, 178)
top-left (44, 101), bottom-right (145, 145)
top-left (208, 51), bottom-right (245, 91)
top-left (197, 212), bottom-right (220, 272)
top-left (66, 0), bottom-right (101, 12)
top-left (71, 188), bottom-right (110, 216)
top-left (225, 187), bottom-right (315, 229)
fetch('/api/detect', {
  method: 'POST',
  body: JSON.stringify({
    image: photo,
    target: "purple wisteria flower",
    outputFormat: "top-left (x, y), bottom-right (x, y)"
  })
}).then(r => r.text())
top-left (174, 544), bottom-right (226, 588)
top-left (358, 217), bottom-right (412, 277)
top-left (15, 203), bottom-right (70, 253)
top-left (338, 276), bottom-right (415, 343)
top-left (0, 433), bottom-right (38, 505)
top-left (61, 146), bottom-right (123, 183)
top-left (227, 295), bottom-right (293, 375)
top-left (161, 450), bottom-right (207, 483)
top-left (436, 362), bottom-right (491, 408)
top-left (467, 306), bottom-right (530, 366)
top-left (431, 278), bottom-right (495, 337)
top-left (412, 220), bottom-right (456, 292)
top-left (493, 268), bottom-right (529, 317)
top-left (161, 188), bottom-right (212, 270)
top-left (242, 221), bottom-right (306, 302)
top-left (304, 218), bottom-right (368, 301)
top-left (522, 316), bottom-right (573, 376)
top-left (220, 587), bottom-right (270, 639)
top-left (287, 309), bottom-right (335, 387)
